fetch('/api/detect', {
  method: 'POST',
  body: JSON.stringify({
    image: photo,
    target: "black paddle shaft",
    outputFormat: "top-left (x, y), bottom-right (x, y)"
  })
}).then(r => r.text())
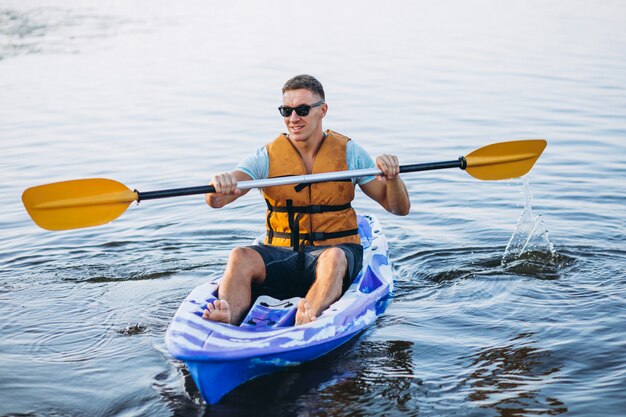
top-left (137, 185), bottom-right (216, 201)
top-left (399, 157), bottom-right (466, 174)
top-left (136, 157), bottom-right (466, 202)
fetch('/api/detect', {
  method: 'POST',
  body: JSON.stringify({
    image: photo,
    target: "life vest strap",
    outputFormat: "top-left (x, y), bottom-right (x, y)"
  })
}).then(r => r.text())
top-left (265, 229), bottom-right (359, 242)
top-left (265, 202), bottom-right (352, 214)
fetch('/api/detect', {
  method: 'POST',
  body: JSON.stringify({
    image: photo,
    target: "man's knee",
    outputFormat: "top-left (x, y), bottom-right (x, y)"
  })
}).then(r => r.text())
top-left (319, 247), bottom-right (348, 270)
top-left (229, 246), bottom-right (257, 261)
top-left (227, 247), bottom-right (265, 281)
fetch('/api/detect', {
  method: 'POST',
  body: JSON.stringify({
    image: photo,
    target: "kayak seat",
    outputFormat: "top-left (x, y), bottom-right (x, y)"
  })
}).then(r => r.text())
top-left (239, 295), bottom-right (302, 330)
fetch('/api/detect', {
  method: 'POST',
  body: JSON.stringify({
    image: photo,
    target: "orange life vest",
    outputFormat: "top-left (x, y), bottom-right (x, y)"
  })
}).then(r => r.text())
top-left (263, 130), bottom-right (360, 250)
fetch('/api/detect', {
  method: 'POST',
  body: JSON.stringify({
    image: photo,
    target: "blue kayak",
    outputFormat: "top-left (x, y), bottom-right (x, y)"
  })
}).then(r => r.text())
top-left (165, 214), bottom-right (393, 404)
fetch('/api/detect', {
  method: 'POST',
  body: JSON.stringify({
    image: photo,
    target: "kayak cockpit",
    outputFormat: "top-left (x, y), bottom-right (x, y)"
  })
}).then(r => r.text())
top-left (165, 214), bottom-right (392, 364)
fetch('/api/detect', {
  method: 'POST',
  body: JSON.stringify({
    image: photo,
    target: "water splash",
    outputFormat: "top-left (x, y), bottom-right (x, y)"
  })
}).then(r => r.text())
top-left (502, 178), bottom-right (556, 266)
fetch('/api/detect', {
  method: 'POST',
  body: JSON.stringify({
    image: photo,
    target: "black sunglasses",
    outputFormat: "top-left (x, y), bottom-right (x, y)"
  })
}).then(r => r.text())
top-left (278, 100), bottom-right (324, 117)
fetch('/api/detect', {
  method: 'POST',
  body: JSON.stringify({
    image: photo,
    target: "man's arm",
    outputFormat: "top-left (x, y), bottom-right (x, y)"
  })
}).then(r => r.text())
top-left (206, 146), bottom-right (268, 209)
top-left (205, 170), bottom-right (253, 209)
top-left (359, 154), bottom-right (411, 216)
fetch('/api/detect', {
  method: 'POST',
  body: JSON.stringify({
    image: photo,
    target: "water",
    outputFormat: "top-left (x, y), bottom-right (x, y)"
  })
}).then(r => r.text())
top-left (1, 0), bottom-right (625, 415)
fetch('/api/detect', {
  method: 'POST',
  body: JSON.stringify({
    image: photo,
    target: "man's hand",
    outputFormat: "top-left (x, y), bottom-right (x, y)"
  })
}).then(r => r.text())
top-left (360, 153), bottom-right (410, 216)
top-left (375, 154), bottom-right (400, 181)
top-left (205, 172), bottom-right (242, 208)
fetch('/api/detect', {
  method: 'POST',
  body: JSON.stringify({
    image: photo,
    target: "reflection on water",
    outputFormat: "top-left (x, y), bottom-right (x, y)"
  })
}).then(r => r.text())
top-left (171, 339), bottom-right (419, 416)
top-left (464, 333), bottom-right (567, 416)
top-left (313, 340), bottom-right (418, 414)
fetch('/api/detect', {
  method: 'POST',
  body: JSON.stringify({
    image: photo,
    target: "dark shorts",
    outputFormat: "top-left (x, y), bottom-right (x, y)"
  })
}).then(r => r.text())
top-left (249, 243), bottom-right (364, 300)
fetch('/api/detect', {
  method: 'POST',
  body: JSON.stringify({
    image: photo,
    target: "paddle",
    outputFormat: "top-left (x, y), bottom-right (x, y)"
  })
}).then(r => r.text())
top-left (22, 139), bottom-right (546, 231)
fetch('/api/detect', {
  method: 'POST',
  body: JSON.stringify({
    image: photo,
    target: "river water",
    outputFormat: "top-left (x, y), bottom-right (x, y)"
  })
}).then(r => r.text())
top-left (1, 1), bottom-right (625, 416)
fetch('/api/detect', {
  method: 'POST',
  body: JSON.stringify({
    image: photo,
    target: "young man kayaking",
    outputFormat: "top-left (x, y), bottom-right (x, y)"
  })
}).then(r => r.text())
top-left (203, 74), bottom-right (410, 325)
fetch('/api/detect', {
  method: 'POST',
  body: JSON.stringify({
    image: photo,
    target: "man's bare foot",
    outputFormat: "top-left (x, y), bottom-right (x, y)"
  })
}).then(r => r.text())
top-left (295, 299), bottom-right (317, 325)
top-left (202, 299), bottom-right (231, 324)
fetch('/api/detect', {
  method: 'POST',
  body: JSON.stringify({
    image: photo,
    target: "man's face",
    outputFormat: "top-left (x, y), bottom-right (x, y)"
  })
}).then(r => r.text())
top-left (281, 89), bottom-right (326, 144)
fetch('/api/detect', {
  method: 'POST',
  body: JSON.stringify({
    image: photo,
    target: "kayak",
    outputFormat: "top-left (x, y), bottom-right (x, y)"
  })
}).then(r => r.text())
top-left (165, 214), bottom-right (393, 404)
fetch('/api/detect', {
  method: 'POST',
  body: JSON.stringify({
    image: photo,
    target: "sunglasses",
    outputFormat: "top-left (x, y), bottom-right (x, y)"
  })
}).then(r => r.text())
top-left (278, 100), bottom-right (324, 117)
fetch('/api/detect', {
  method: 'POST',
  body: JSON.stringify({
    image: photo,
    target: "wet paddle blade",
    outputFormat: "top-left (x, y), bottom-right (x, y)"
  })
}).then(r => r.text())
top-left (464, 139), bottom-right (547, 180)
top-left (22, 178), bottom-right (138, 231)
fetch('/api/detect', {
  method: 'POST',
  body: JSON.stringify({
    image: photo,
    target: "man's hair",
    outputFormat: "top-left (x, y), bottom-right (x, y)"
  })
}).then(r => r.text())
top-left (282, 74), bottom-right (325, 101)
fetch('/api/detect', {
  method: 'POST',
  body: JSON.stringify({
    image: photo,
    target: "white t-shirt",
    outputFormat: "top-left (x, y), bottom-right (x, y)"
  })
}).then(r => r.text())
top-left (236, 140), bottom-right (377, 186)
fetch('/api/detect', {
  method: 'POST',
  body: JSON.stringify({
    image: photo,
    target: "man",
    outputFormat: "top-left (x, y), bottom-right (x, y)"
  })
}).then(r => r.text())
top-left (203, 74), bottom-right (410, 325)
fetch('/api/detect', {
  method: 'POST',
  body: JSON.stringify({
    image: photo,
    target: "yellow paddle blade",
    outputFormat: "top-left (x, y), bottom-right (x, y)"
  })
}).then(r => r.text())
top-left (464, 139), bottom-right (547, 180)
top-left (22, 178), bottom-right (138, 231)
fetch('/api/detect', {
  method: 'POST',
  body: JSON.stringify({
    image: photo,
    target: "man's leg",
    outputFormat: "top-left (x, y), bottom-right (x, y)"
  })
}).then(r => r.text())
top-left (295, 247), bottom-right (347, 325)
top-left (203, 246), bottom-right (266, 325)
